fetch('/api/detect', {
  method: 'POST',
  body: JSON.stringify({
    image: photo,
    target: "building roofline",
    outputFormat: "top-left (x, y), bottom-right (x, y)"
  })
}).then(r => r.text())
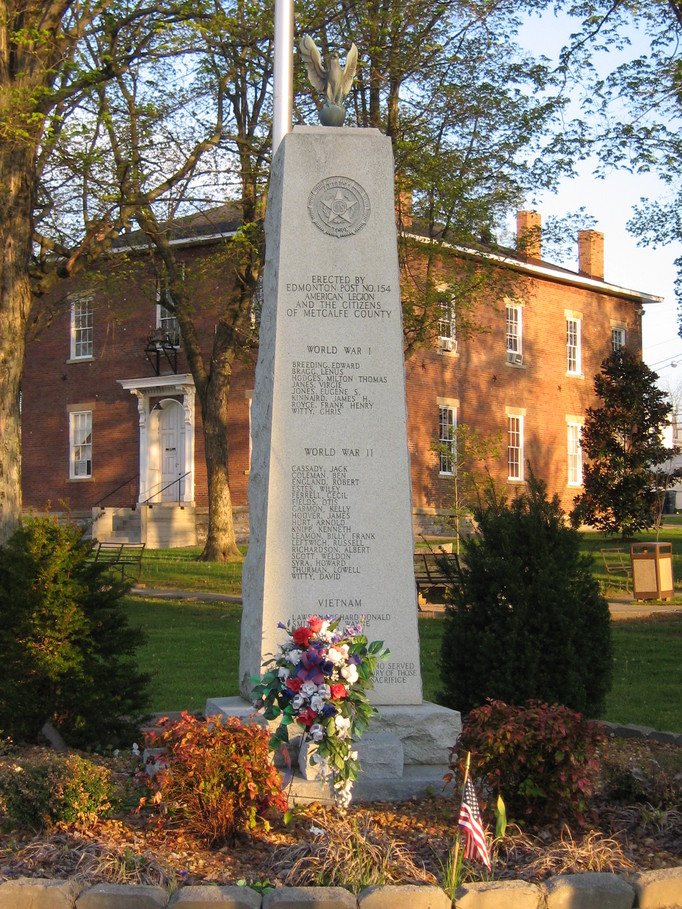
top-left (111, 213), bottom-right (663, 306)
top-left (111, 231), bottom-right (238, 254)
top-left (407, 232), bottom-right (664, 305)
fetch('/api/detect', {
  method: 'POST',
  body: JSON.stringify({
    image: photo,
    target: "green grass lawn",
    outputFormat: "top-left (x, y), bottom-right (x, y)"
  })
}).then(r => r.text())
top-left (127, 596), bottom-right (241, 715)
top-left (138, 547), bottom-right (244, 595)
top-left (126, 596), bottom-right (682, 732)
top-left (579, 521), bottom-right (682, 598)
top-left (605, 615), bottom-right (682, 731)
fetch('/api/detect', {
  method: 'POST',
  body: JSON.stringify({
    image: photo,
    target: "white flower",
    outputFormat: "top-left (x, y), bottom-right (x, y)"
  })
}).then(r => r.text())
top-left (310, 694), bottom-right (325, 712)
top-left (301, 680), bottom-right (317, 697)
top-left (310, 723), bottom-right (325, 742)
top-left (287, 649), bottom-right (302, 665)
top-left (319, 620), bottom-right (330, 636)
top-left (318, 684), bottom-right (331, 699)
top-left (350, 750), bottom-right (358, 761)
top-left (339, 643), bottom-right (349, 658)
top-left (327, 647), bottom-right (343, 664)
top-left (334, 715), bottom-right (352, 739)
top-left (341, 663), bottom-right (359, 684)
top-left (278, 666), bottom-right (290, 681)
top-left (292, 694), bottom-right (304, 709)
top-left (335, 779), bottom-right (354, 808)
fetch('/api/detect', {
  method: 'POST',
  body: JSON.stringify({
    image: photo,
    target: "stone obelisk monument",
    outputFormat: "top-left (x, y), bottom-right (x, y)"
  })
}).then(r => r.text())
top-left (239, 122), bottom-right (422, 706)
top-left (207, 18), bottom-right (460, 800)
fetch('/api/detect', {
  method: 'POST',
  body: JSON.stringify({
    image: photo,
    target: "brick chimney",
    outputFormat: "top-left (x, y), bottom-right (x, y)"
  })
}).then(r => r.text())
top-left (516, 210), bottom-right (541, 261)
top-left (396, 186), bottom-right (413, 231)
top-left (578, 230), bottom-right (604, 280)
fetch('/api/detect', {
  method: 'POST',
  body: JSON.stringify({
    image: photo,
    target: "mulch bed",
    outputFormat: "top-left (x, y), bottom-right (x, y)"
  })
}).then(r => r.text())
top-left (1, 737), bottom-right (680, 891)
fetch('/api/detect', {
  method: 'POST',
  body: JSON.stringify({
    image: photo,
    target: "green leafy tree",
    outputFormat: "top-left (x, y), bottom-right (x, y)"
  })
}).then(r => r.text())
top-left (572, 348), bottom-right (673, 537)
top-left (2, 0), bottom-right (274, 559)
top-left (553, 1), bottom-right (682, 328)
top-left (308, 0), bottom-right (582, 355)
top-left (0, 0), bottom-right (585, 552)
top-left (61, 1), bottom-right (273, 560)
top-left (0, 0), bottom-right (238, 545)
top-left (0, 517), bottom-right (150, 747)
top-left (433, 422), bottom-right (503, 553)
top-left (440, 471), bottom-right (612, 716)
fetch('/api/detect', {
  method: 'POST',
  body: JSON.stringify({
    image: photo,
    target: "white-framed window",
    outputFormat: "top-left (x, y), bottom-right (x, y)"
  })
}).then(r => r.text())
top-left (507, 413), bottom-right (524, 481)
top-left (437, 296), bottom-right (456, 351)
top-left (69, 410), bottom-right (92, 478)
top-left (506, 303), bottom-right (523, 364)
top-left (566, 316), bottom-right (581, 375)
top-left (439, 403), bottom-right (457, 474)
top-left (156, 271), bottom-right (182, 347)
top-left (612, 327), bottom-right (626, 351)
top-left (567, 421), bottom-right (583, 487)
top-left (70, 297), bottom-right (93, 359)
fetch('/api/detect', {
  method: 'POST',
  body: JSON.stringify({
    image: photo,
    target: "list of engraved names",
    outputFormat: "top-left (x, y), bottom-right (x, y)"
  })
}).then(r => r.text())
top-left (291, 463), bottom-right (373, 582)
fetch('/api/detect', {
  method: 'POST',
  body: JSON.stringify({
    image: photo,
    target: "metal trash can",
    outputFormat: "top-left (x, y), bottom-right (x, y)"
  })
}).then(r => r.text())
top-left (630, 542), bottom-right (674, 601)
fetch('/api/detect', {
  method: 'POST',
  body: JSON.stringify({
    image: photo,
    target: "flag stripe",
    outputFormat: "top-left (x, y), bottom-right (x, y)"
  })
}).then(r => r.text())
top-left (458, 776), bottom-right (491, 871)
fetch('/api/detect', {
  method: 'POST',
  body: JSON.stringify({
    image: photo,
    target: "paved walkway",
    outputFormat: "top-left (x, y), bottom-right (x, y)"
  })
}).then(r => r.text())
top-left (131, 586), bottom-right (682, 620)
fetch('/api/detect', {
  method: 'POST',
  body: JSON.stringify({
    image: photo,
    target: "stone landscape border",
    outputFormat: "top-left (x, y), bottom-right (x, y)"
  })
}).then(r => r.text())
top-left (600, 721), bottom-right (682, 747)
top-left (2, 871), bottom-right (682, 909)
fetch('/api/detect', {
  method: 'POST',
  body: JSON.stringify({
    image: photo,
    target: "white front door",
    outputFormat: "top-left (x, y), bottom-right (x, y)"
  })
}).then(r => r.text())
top-left (158, 400), bottom-right (185, 501)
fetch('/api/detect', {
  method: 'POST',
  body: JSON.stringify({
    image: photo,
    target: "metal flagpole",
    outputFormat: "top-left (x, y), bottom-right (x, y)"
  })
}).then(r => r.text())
top-left (272, 0), bottom-right (294, 154)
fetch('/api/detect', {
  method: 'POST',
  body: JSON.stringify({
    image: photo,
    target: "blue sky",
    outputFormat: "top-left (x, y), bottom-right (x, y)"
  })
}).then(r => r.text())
top-left (517, 9), bottom-right (682, 387)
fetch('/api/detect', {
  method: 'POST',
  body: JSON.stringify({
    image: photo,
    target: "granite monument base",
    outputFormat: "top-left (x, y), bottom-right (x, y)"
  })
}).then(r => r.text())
top-left (204, 696), bottom-right (461, 804)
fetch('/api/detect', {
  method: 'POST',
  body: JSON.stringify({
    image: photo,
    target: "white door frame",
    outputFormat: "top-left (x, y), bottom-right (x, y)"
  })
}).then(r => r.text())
top-left (118, 374), bottom-right (195, 504)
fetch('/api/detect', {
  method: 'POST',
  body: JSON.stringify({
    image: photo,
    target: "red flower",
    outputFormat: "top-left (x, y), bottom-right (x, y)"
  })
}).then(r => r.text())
top-left (307, 615), bottom-right (323, 633)
top-left (292, 626), bottom-right (314, 646)
top-left (287, 677), bottom-right (303, 692)
top-left (330, 683), bottom-right (347, 700)
top-left (298, 708), bottom-right (317, 727)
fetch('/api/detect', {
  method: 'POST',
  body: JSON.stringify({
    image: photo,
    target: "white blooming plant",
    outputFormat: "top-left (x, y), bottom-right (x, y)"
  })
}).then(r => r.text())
top-left (252, 616), bottom-right (389, 806)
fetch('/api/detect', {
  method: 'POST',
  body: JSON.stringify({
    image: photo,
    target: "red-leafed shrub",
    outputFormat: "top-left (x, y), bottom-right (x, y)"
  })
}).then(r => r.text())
top-left (453, 700), bottom-right (606, 825)
top-left (143, 713), bottom-right (287, 846)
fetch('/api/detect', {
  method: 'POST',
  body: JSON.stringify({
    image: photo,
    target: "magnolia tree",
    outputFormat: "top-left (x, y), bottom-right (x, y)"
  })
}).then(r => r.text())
top-left (571, 348), bottom-right (674, 537)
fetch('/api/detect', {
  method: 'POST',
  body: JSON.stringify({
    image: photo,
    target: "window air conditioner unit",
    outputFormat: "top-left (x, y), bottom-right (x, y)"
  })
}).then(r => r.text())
top-left (507, 350), bottom-right (523, 365)
top-left (439, 337), bottom-right (457, 353)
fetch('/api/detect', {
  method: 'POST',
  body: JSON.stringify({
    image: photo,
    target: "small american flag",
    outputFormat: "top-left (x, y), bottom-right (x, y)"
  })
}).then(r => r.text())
top-left (458, 775), bottom-right (491, 871)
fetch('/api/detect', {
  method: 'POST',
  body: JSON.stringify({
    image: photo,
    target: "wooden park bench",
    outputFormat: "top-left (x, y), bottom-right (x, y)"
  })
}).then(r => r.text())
top-left (413, 550), bottom-right (457, 607)
top-left (600, 547), bottom-right (632, 593)
top-left (91, 541), bottom-right (146, 584)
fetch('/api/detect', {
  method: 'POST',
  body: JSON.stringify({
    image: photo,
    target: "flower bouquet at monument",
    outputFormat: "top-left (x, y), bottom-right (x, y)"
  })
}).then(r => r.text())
top-left (252, 615), bottom-right (390, 807)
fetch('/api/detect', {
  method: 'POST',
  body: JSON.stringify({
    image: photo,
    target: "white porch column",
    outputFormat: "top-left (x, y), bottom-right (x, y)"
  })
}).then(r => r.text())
top-left (181, 383), bottom-right (196, 503)
top-left (133, 391), bottom-right (149, 503)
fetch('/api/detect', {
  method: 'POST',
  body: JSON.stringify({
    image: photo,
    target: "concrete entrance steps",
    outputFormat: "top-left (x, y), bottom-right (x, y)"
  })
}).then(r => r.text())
top-left (91, 507), bottom-right (142, 543)
top-left (143, 503), bottom-right (197, 548)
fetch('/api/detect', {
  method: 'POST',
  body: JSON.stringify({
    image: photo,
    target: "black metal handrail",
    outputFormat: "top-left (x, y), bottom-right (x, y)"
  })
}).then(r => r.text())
top-left (142, 470), bottom-right (191, 505)
top-left (94, 474), bottom-right (139, 509)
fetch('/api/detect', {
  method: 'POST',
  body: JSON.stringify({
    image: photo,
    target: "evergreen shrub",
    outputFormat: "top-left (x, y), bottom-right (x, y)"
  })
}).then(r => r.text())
top-left (440, 473), bottom-right (612, 715)
top-left (0, 516), bottom-right (150, 748)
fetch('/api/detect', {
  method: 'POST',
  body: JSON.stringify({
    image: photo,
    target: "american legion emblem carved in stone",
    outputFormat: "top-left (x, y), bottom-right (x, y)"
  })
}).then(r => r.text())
top-left (308, 176), bottom-right (370, 238)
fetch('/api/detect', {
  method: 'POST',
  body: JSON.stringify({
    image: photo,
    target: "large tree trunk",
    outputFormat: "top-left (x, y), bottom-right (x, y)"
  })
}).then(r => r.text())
top-left (0, 142), bottom-right (35, 543)
top-left (200, 343), bottom-right (242, 562)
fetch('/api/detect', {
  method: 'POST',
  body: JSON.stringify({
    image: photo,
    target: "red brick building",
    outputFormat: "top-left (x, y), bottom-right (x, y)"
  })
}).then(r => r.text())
top-left (21, 209), bottom-right (659, 545)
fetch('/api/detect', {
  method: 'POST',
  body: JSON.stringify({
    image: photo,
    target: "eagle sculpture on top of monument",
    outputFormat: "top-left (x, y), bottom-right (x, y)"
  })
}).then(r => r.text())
top-left (299, 34), bottom-right (358, 126)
